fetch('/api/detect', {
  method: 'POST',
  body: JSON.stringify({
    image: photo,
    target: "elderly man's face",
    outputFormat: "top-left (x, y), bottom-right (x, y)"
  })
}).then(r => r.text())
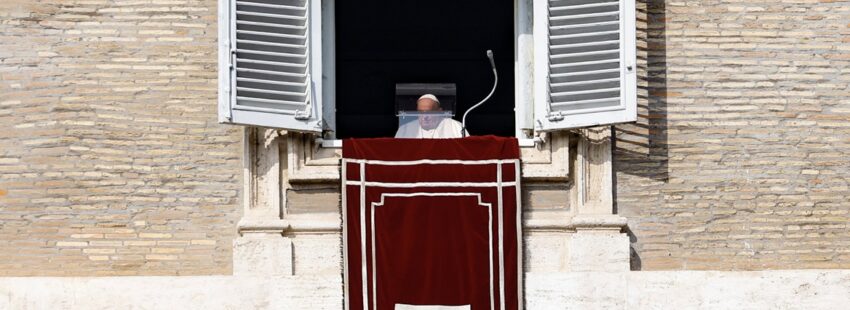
top-left (416, 98), bottom-right (441, 112)
top-left (416, 98), bottom-right (442, 130)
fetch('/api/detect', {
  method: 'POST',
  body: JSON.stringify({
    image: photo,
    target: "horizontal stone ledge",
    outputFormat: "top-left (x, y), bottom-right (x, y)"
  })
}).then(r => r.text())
top-left (523, 217), bottom-right (574, 231)
top-left (570, 215), bottom-right (628, 231)
top-left (237, 219), bottom-right (289, 234)
top-left (524, 214), bottom-right (628, 232)
top-left (238, 216), bottom-right (342, 235)
top-left (239, 214), bottom-right (629, 235)
top-left (3, 270), bottom-right (849, 309)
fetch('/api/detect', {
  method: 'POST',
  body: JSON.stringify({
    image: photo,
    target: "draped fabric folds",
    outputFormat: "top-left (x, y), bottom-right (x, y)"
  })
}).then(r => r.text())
top-left (343, 136), bottom-right (522, 310)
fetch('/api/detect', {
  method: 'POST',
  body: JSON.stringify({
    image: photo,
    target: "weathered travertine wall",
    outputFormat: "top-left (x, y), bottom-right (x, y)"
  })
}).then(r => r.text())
top-left (3, 270), bottom-right (849, 309)
top-left (616, 0), bottom-right (850, 269)
top-left (0, 0), bottom-right (241, 275)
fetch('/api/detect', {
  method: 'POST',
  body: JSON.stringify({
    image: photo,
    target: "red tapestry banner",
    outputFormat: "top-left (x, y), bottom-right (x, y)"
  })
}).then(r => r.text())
top-left (343, 136), bottom-right (523, 310)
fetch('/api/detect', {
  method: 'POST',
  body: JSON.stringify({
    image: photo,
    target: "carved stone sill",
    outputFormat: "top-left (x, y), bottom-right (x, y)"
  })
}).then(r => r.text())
top-left (239, 214), bottom-right (626, 235)
top-left (522, 212), bottom-right (628, 232)
top-left (238, 214), bottom-right (342, 236)
top-left (286, 131), bottom-right (571, 183)
top-left (571, 215), bottom-right (628, 231)
top-left (237, 219), bottom-right (289, 235)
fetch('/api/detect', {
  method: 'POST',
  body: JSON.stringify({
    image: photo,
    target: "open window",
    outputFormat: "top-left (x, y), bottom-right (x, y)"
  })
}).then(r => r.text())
top-left (333, 0), bottom-right (516, 138)
top-left (218, 0), bottom-right (636, 139)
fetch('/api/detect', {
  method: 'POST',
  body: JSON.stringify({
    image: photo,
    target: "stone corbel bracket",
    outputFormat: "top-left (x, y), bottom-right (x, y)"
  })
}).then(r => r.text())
top-left (564, 126), bottom-right (630, 271)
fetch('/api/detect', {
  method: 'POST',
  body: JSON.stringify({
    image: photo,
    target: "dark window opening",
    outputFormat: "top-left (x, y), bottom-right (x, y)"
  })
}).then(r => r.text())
top-left (335, 0), bottom-right (516, 138)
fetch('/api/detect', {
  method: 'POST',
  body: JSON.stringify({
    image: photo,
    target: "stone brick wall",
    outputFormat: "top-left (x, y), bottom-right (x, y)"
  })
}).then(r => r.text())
top-left (0, 0), bottom-right (241, 275)
top-left (3, 0), bottom-right (850, 276)
top-left (616, 0), bottom-right (850, 270)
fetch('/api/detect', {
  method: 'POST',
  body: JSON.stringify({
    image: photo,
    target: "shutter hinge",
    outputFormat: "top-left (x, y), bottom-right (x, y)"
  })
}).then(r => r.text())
top-left (224, 49), bottom-right (236, 122)
top-left (547, 111), bottom-right (564, 122)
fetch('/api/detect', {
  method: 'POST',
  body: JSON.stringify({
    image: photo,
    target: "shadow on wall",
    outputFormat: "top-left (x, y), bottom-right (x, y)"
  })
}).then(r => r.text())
top-left (612, 0), bottom-right (668, 270)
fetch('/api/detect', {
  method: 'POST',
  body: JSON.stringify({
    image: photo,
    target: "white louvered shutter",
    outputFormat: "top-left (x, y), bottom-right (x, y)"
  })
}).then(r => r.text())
top-left (218, 0), bottom-right (322, 132)
top-left (533, 0), bottom-right (636, 131)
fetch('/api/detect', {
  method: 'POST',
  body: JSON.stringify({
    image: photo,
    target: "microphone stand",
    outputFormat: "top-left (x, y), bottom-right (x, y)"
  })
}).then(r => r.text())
top-left (461, 50), bottom-right (498, 138)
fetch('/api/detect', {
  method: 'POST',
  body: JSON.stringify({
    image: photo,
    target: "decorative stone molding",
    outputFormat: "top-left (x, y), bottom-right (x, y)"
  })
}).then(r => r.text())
top-left (564, 126), bottom-right (630, 271)
top-left (522, 213), bottom-right (628, 232)
top-left (571, 215), bottom-right (628, 231)
top-left (287, 132), bottom-right (341, 183)
top-left (237, 219), bottom-right (289, 235)
top-left (520, 131), bottom-right (570, 180)
top-left (238, 128), bottom-right (284, 225)
top-left (573, 127), bottom-right (616, 215)
top-left (285, 131), bottom-right (570, 183)
top-left (238, 216), bottom-right (341, 236)
top-left (235, 128), bottom-right (296, 276)
top-left (238, 130), bottom-right (342, 236)
top-left (237, 127), bottom-right (628, 274)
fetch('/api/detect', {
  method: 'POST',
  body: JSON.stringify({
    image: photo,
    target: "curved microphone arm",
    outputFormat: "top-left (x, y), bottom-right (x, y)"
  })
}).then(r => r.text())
top-left (461, 50), bottom-right (498, 137)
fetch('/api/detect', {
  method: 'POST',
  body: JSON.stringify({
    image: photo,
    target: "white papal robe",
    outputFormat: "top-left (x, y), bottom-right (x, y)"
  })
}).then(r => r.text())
top-left (394, 118), bottom-right (468, 139)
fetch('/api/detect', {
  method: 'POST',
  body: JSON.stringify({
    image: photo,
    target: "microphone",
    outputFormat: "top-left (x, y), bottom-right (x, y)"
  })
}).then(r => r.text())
top-left (461, 50), bottom-right (498, 138)
top-left (486, 50), bottom-right (496, 71)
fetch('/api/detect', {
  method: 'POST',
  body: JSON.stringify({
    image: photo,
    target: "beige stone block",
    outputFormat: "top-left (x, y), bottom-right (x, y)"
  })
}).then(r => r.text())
top-left (566, 231), bottom-right (630, 272)
top-left (139, 233), bottom-right (172, 239)
top-left (56, 242), bottom-right (88, 247)
top-left (145, 255), bottom-right (178, 261)
top-left (151, 248), bottom-right (184, 254)
top-left (233, 234), bottom-right (292, 276)
top-left (190, 240), bottom-right (216, 246)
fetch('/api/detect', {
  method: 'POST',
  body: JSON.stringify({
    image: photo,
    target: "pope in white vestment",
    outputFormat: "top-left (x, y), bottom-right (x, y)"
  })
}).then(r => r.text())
top-left (395, 94), bottom-right (468, 139)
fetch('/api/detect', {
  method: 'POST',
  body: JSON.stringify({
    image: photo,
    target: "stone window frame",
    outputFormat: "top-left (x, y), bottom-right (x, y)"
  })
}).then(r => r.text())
top-left (235, 127), bottom-right (630, 275)
top-left (228, 0), bottom-right (636, 275)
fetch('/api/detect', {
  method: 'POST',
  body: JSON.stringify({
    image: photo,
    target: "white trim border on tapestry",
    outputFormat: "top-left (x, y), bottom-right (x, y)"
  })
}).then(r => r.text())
top-left (342, 158), bottom-right (523, 310)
